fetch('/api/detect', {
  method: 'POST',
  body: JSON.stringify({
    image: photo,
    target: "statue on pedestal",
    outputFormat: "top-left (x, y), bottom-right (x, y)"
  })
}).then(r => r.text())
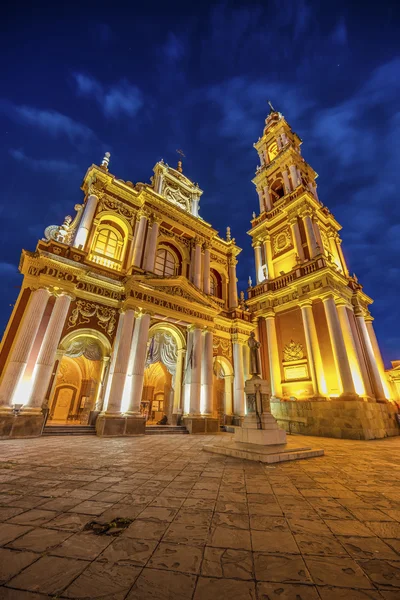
top-left (248, 332), bottom-right (261, 376)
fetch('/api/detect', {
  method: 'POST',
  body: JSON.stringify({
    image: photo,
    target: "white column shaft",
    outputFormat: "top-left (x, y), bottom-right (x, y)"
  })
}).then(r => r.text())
top-left (103, 313), bottom-right (125, 411)
top-left (132, 215), bottom-right (148, 268)
top-left (303, 215), bottom-right (318, 258)
top-left (300, 304), bottom-right (325, 396)
top-left (183, 329), bottom-right (193, 414)
top-left (189, 327), bottom-right (203, 414)
top-left (203, 248), bottom-right (211, 294)
top-left (264, 238), bottom-right (274, 279)
top-left (313, 221), bottom-right (324, 254)
top-left (289, 164), bottom-right (299, 188)
top-left (265, 315), bottom-right (282, 397)
top-left (263, 186), bottom-right (272, 211)
top-left (201, 330), bottom-right (213, 415)
top-left (0, 288), bottom-right (50, 408)
top-left (257, 189), bottom-right (265, 213)
top-left (233, 342), bottom-right (245, 415)
top-left (173, 349), bottom-right (185, 414)
top-left (323, 297), bottom-right (356, 395)
top-left (337, 305), bottom-right (366, 396)
top-left (282, 170), bottom-right (291, 194)
top-left (254, 245), bottom-right (263, 283)
top-left (143, 221), bottom-right (160, 272)
top-left (228, 262), bottom-right (238, 308)
top-left (357, 316), bottom-right (386, 400)
top-left (290, 221), bottom-right (305, 261)
top-left (26, 294), bottom-right (72, 410)
top-left (127, 313), bottom-right (151, 413)
top-left (194, 243), bottom-right (202, 288)
top-left (73, 194), bottom-right (98, 249)
top-left (107, 310), bottom-right (135, 413)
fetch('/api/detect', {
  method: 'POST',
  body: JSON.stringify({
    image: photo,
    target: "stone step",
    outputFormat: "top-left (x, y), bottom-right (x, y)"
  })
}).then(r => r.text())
top-left (145, 426), bottom-right (188, 435)
top-left (43, 426), bottom-right (96, 436)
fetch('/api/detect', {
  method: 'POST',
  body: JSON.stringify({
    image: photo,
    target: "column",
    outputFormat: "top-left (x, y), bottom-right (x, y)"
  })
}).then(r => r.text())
top-left (132, 211), bottom-right (148, 268)
top-left (300, 301), bottom-right (326, 397)
top-left (258, 152), bottom-right (265, 166)
top-left (365, 316), bottom-right (389, 398)
top-left (192, 197), bottom-right (199, 217)
top-left (189, 327), bottom-right (202, 414)
top-left (201, 329), bottom-right (213, 415)
top-left (282, 169), bottom-right (291, 194)
top-left (355, 311), bottom-right (386, 400)
top-left (224, 375), bottom-right (234, 417)
top-left (103, 312), bottom-right (125, 411)
top-left (289, 165), bottom-right (299, 189)
top-left (322, 296), bottom-right (356, 396)
top-left (203, 244), bottom-right (211, 294)
top-left (228, 257), bottom-right (238, 308)
top-left (126, 312), bottom-right (151, 414)
top-left (107, 309), bottom-right (135, 413)
top-left (24, 293), bottom-right (73, 412)
top-left (233, 341), bottom-right (245, 415)
top-left (243, 339), bottom-right (250, 381)
top-left (183, 328), bottom-right (193, 414)
top-left (328, 232), bottom-right (342, 270)
top-left (0, 288), bottom-right (50, 410)
top-left (336, 237), bottom-right (349, 275)
top-left (263, 235), bottom-right (274, 279)
top-left (73, 193), bottom-right (99, 250)
top-left (143, 217), bottom-right (161, 272)
top-left (193, 239), bottom-right (202, 289)
top-left (336, 302), bottom-right (366, 396)
top-left (265, 311), bottom-right (282, 398)
top-left (173, 348), bottom-right (186, 415)
top-left (254, 242), bottom-right (263, 283)
top-left (289, 217), bottom-right (305, 262)
top-left (302, 209), bottom-right (319, 258)
top-left (313, 220), bottom-right (324, 255)
top-left (263, 186), bottom-right (272, 211)
top-left (257, 189), bottom-right (265, 213)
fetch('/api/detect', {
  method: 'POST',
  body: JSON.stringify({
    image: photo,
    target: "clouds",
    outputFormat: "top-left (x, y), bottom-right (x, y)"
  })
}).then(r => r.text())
top-left (9, 103), bottom-right (94, 142)
top-left (73, 73), bottom-right (143, 119)
top-left (10, 149), bottom-right (77, 174)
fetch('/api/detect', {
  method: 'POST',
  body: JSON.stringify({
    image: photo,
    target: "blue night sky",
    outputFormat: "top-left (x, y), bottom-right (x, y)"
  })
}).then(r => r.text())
top-left (1, 1), bottom-right (399, 365)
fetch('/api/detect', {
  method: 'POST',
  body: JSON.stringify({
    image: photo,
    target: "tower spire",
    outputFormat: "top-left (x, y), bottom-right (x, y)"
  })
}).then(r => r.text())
top-left (267, 100), bottom-right (275, 114)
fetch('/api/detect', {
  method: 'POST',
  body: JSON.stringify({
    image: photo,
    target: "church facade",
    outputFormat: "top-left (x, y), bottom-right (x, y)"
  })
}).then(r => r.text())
top-left (0, 105), bottom-right (398, 440)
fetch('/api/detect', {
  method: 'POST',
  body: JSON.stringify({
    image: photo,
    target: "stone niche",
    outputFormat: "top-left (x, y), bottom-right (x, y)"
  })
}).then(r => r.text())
top-left (271, 398), bottom-right (400, 440)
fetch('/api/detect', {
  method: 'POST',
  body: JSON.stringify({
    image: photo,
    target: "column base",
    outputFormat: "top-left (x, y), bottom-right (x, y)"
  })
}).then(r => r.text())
top-left (235, 412), bottom-right (287, 446)
top-left (0, 412), bottom-right (45, 439)
top-left (337, 393), bottom-right (360, 401)
top-left (183, 416), bottom-right (219, 434)
top-left (95, 414), bottom-right (146, 437)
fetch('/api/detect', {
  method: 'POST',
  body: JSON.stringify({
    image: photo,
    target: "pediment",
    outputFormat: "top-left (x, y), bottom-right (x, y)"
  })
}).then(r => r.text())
top-left (141, 276), bottom-right (221, 311)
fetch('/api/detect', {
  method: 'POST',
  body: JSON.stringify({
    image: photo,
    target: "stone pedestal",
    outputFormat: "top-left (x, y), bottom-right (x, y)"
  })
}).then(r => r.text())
top-left (234, 376), bottom-right (287, 446)
top-left (183, 416), bottom-right (219, 434)
top-left (95, 414), bottom-right (146, 437)
top-left (0, 412), bottom-right (45, 439)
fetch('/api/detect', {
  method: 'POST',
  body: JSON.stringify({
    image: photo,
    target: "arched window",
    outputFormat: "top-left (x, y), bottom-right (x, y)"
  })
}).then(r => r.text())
top-left (154, 248), bottom-right (177, 277)
top-left (90, 223), bottom-right (125, 270)
top-left (210, 269), bottom-right (223, 298)
top-left (271, 178), bottom-right (285, 202)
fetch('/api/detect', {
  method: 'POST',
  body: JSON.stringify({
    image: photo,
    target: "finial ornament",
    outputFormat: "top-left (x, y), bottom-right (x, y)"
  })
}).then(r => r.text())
top-left (101, 151), bottom-right (110, 170)
top-left (226, 226), bottom-right (231, 242)
top-left (268, 100), bottom-right (275, 113)
top-left (248, 276), bottom-right (253, 287)
top-left (176, 149), bottom-right (185, 173)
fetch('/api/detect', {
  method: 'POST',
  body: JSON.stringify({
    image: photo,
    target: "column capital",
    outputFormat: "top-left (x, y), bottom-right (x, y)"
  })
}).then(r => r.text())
top-left (228, 256), bottom-right (238, 267)
top-left (262, 233), bottom-right (271, 242)
top-left (299, 204), bottom-right (314, 219)
top-left (335, 298), bottom-right (351, 309)
top-left (137, 206), bottom-right (150, 220)
top-left (203, 241), bottom-right (212, 251)
top-left (264, 308), bottom-right (276, 319)
top-left (320, 293), bottom-right (335, 304)
top-left (252, 240), bottom-right (262, 248)
top-left (298, 299), bottom-right (313, 309)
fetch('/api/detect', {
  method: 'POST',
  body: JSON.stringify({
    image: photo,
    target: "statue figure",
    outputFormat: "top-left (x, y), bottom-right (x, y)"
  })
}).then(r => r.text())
top-left (248, 332), bottom-right (261, 376)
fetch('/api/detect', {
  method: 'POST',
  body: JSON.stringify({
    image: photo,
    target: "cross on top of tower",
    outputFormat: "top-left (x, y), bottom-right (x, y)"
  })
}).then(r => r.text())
top-left (176, 149), bottom-right (185, 173)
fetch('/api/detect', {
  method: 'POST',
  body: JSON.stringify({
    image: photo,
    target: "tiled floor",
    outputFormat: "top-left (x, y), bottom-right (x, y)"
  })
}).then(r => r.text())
top-left (0, 432), bottom-right (399, 599)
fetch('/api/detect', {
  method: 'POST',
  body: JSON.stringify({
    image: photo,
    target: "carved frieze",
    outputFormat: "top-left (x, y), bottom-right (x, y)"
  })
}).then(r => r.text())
top-left (68, 300), bottom-right (117, 336)
top-left (272, 226), bottom-right (292, 257)
top-left (283, 340), bottom-right (304, 362)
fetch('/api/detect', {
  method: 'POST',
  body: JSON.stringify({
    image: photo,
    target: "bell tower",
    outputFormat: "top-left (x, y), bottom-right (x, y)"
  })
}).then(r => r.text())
top-left (246, 104), bottom-right (394, 440)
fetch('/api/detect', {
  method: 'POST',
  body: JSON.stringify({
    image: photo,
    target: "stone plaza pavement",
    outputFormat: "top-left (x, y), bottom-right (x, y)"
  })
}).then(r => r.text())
top-left (0, 433), bottom-right (399, 599)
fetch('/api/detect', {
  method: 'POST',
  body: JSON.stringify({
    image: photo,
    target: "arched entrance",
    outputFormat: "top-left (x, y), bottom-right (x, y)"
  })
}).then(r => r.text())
top-left (213, 355), bottom-right (234, 426)
top-left (47, 329), bottom-right (111, 425)
top-left (142, 324), bottom-right (186, 424)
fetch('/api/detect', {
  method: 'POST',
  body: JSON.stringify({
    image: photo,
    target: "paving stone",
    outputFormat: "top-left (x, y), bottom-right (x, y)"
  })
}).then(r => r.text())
top-left (288, 518), bottom-right (332, 536)
top-left (250, 515), bottom-right (290, 532)
top-left (194, 576), bottom-right (256, 600)
top-left (45, 512), bottom-right (92, 531)
top-left (364, 522), bottom-right (400, 538)
top-left (7, 527), bottom-right (71, 552)
top-left (202, 547), bottom-right (253, 579)
top-left (6, 555), bottom-right (87, 594)
top-left (68, 500), bottom-right (114, 515)
top-left (208, 525), bottom-right (251, 550)
top-left (215, 501), bottom-right (248, 514)
top-left (257, 582), bottom-right (321, 599)
top-left (174, 509), bottom-right (213, 526)
top-left (358, 559), bottom-right (400, 589)
top-left (327, 520), bottom-right (375, 537)
top-left (0, 548), bottom-right (38, 584)
top-left (64, 560), bottom-right (141, 599)
top-left (251, 529), bottom-right (299, 553)
top-left (127, 567), bottom-right (196, 600)
top-left (163, 523), bottom-right (210, 546)
top-left (148, 542), bottom-right (203, 574)
top-left (254, 553), bottom-right (312, 583)
top-left (123, 518), bottom-right (169, 541)
top-left (98, 536), bottom-right (158, 566)
top-left (182, 497), bottom-right (215, 511)
top-left (0, 507), bottom-right (25, 520)
top-left (305, 556), bottom-right (374, 588)
top-left (0, 524), bottom-right (32, 546)
top-left (7, 509), bottom-right (58, 526)
top-left (50, 530), bottom-right (113, 560)
top-left (293, 533), bottom-right (348, 556)
top-left (137, 506), bottom-right (178, 522)
top-left (0, 587), bottom-right (45, 599)
top-left (337, 536), bottom-right (399, 560)
top-left (317, 587), bottom-right (385, 599)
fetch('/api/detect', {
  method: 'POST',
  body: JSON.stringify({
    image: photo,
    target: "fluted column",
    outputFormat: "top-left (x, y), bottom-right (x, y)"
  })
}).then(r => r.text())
top-left (173, 348), bottom-right (185, 415)
top-left (336, 302), bottom-right (366, 396)
top-left (103, 312), bottom-right (126, 411)
top-left (301, 208), bottom-right (319, 258)
top-left (132, 210), bottom-right (148, 268)
top-left (322, 295), bottom-right (356, 396)
top-left (265, 311), bottom-right (282, 398)
top-left (263, 234), bottom-right (274, 279)
top-left (193, 238), bottom-right (202, 289)
top-left (201, 329), bottom-right (213, 415)
top-left (183, 328), bottom-right (193, 414)
top-left (203, 243), bottom-right (211, 294)
top-left (107, 309), bottom-right (135, 413)
top-left (257, 189), bottom-right (265, 213)
top-left (233, 341), bottom-right (245, 415)
top-left (254, 242), bottom-right (263, 283)
top-left (263, 186), bottom-right (272, 211)
top-left (355, 310), bottom-right (386, 400)
top-left (289, 216), bottom-right (305, 262)
top-left (289, 165), bottom-right (300, 189)
top-left (24, 293), bottom-right (73, 412)
top-left (228, 256), bottom-right (238, 308)
top-left (73, 193), bottom-right (99, 250)
top-left (126, 312), bottom-right (151, 414)
top-left (143, 217), bottom-right (161, 272)
top-left (0, 288), bottom-right (51, 411)
top-left (189, 326), bottom-right (203, 414)
top-left (300, 301), bottom-right (326, 397)
top-left (282, 169), bottom-right (291, 194)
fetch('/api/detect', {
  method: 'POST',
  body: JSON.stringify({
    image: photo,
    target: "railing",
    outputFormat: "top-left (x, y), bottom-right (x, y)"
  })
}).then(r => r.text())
top-left (248, 256), bottom-right (327, 298)
top-left (251, 184), bottom-right (323, 228)
top-left (88, 252), bottom-right (122, 271)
